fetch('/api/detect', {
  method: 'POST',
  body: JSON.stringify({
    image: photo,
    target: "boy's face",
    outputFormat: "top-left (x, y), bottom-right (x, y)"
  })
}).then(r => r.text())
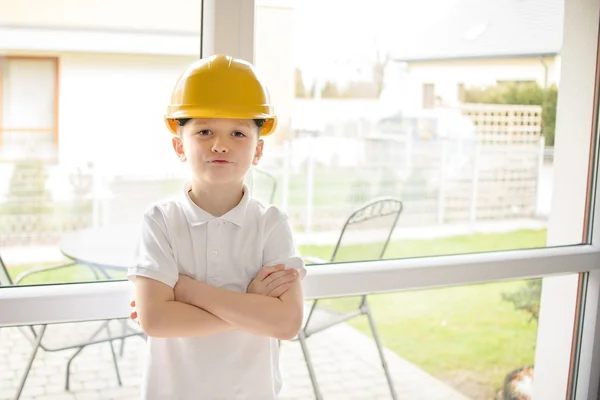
top-left (172, 118), bottom-right (263, 186)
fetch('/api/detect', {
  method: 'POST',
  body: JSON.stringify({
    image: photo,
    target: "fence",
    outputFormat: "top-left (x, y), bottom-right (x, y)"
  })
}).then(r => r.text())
top-left (0, 104), bottom-right (546, 248)
top-left (250, 136), bottom-right (545, 238)
top-left (460, 103), bottom-right (543, 144)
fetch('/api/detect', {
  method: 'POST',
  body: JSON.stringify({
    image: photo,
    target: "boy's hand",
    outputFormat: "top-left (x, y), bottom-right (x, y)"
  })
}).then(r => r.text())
top-left (130, 300), bottom-right (138, 321)
top-left (247, 264), bottom-right (305, 298)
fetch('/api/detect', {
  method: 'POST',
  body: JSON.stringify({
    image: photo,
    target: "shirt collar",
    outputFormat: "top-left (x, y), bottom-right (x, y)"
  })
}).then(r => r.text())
top-left (181, 182), bottom-right (250, 228)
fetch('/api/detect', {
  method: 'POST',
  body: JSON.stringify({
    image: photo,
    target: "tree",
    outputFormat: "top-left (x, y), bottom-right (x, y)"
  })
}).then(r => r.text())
top-left (501, 279), bottom-right (542, 323)
top-left (372, 49), bottom-right (391, 98)
top-left (320, 81), bottom-right (342, 98)
top-left (5, 161), bottom-right (51, 215)
top-left (294, 68), bottom-right (308, 98)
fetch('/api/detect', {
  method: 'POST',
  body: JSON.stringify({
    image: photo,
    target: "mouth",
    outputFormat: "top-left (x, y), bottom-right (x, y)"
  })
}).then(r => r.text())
top-left (209, 160), bottom-right (231, 164)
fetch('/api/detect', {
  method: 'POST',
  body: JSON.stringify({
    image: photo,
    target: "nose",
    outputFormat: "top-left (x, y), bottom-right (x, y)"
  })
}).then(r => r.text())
top-left (211, 136), bottom-right (229, 153)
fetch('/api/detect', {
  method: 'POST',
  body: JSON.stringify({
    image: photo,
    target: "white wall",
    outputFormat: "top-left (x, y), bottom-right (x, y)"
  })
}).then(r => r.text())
top-left (57, 52), bottom-right (196, 178)
top-left (0, 0), bottom-right (201, 33)
top-left (401, 57), bottom-right (560, 107)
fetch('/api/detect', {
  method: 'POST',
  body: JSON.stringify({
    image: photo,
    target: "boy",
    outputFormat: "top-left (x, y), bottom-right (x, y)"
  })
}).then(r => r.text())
top-left (126, 54), bottom-right (306, 400)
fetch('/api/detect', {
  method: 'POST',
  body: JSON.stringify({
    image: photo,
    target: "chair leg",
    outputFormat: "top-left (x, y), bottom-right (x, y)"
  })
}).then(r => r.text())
top-left (105, 323), bottom-right (123, 386)
top-left (364, 302), bottom-right (397, 400)
top-left (65, 321), bottom-right (107, 390)
top-left (65, 344), bottom-right (83, 391)
top-left (297, 331), bottom-right (323, 400)
top-left (119, 320), bottom-right (127, 357)
top-left (65, 321), bottom-right (122, 391)
top-left (15, 324), bottom-right (47, 400)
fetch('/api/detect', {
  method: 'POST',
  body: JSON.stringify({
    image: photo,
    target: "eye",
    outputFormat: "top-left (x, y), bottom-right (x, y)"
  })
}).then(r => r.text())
top-left (197, 129), bottom-right (211, 136)
top-left (232, 131), bottom-right (246, 137)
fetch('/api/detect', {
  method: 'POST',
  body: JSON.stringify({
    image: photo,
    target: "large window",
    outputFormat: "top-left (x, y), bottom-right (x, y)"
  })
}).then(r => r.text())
top-left (1, 0), bottom-right (599, 399)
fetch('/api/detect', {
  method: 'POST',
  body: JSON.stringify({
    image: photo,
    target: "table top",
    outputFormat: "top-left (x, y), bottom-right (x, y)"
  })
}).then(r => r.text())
top-left (59, 226), bottom-right (140, 270)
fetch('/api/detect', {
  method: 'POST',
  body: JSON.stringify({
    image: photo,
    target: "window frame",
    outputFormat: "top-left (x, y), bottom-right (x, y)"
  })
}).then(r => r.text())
top-left (0, 0), bottom-right (599, 398)
top-left (0, 56), bottom-right (60, 163)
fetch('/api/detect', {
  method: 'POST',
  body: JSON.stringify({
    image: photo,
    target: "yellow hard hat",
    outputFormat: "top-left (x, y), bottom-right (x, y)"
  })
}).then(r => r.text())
top-left (165, 54), bottom-right (277, 136)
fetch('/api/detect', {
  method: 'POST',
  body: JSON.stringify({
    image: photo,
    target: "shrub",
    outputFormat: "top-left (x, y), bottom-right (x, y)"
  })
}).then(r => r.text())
top-left (464, 82), bottom-right (558, 146)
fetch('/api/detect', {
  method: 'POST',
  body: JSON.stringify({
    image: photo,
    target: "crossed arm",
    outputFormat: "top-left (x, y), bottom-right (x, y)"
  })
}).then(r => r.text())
top-left (130, 213), bottom-right (305, 340)
top-left (134, 267), bottom-right (304, 340)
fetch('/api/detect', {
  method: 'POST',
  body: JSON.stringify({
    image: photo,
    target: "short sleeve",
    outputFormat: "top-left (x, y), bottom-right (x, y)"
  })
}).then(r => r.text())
top-left (126, 208), bottom-right (179, 288)
top-left (262, 214), bottom-right (305, 271)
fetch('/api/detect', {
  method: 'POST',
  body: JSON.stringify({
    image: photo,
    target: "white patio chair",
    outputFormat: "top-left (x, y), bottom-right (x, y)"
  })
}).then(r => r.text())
top-left (289, 197), bottom-right (403, 400)
top-left (0, 255), bottom-right (144, 399)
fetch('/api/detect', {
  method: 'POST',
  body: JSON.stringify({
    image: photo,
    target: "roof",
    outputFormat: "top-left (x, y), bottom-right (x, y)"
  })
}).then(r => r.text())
top-left (391, 0), bottom-right (564, 62)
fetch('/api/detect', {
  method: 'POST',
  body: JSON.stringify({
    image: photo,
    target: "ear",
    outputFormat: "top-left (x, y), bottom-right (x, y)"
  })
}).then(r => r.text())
top-left (172, 135), bottom-right (186, 162)
top-left (253, 139), bottom-right (264, 166)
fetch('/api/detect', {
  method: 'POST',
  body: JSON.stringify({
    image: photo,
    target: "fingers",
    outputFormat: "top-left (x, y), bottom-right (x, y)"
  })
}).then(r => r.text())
top-left (256, 264), bottom-right (285, 281)
top-left (267, 283), bottom-right (291, 298)
top-left (263, 268), bottom-right (297, 285)
top-left (130, 300), bottom-right (137, 320)
top-left (264, 269), bottom-right (298, 294)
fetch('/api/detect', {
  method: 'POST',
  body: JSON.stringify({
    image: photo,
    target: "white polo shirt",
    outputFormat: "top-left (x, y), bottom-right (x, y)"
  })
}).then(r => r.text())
top-left (127, 182), bottom-right (304, 400)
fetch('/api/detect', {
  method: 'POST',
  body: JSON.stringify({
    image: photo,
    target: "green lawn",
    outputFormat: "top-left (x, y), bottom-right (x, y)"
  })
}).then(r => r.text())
top-left (299, 229), bottom-right (546, 399)
top-left (7, 228), bottom-right (547, 399)
top-left (299, 228), bottom-right (547, 261)
top-left (8, 264), bottom-right (127, 285)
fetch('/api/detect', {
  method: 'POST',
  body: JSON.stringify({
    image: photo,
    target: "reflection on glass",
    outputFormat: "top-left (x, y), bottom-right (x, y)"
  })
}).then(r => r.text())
top-left (0, 277), bottom-right (549, 400)
top-left (316, 278), bottom-right (544, 400)
top-left (0, 1), bottom-right (579, 399)
top-left (0, 0), bottom-right (201, 284)
top-left (2, 0), bottom-right (563, 285)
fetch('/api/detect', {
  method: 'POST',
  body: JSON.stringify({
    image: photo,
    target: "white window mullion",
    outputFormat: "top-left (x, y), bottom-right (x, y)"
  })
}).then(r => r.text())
top-left (533, 0), bottom-right (600, 396)
top-left (575, 270), bottom-right (600, 399)
top-left (200, 0), bottom-right (255, 63)
top-left (1, 246), bottom-right (599, 327)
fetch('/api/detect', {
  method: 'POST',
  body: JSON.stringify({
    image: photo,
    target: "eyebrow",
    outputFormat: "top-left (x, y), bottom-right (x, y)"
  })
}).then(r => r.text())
top-left (188, 120), bottom-right (254, 130)
top-left (231, 124), bottom-right (254, 131)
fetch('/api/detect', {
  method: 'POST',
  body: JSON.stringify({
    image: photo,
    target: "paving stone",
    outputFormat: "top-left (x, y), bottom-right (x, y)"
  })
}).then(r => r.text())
top-left (0, 389), bottom-right (17, 400)
top-left (99, 386), bottom-right (140, 399)
top-left (1, 319), bottom-right (471, 400)
top-left (44, 382), bottom-right (69, 395)
top-left (20, 385), bottom-right (44, 398)
top-left (82, 379), bottom-right (111, 391)
top-left (38, 394), bottom-right (77, 400)
top-left (73, 390), bottom-right (102, 400)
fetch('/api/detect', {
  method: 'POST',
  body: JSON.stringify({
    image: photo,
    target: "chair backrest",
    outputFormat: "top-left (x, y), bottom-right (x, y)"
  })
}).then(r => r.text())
top-left (247, 168), bottom-right (278, 204)
top-left (0, 255), bottom-right (15, 286)
top-left (329, 197), bottom-right (403, 263)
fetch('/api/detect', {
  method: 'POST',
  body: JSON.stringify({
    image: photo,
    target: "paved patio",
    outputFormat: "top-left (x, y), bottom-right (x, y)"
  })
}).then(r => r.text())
top-left (0, 318), bottom-right (471, 400)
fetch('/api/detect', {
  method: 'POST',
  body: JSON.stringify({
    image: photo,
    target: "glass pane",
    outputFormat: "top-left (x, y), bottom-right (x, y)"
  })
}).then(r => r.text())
top-left (251, 4), bottom-right (591, 396)
top-left (0, 1), bottom-right (593, 399)
top-left (0, 0), bottom-right (200, 281)
top-left (249, 0), bottom-right (586, 268)
top-left (0, 277), bottom-right (571, 400)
